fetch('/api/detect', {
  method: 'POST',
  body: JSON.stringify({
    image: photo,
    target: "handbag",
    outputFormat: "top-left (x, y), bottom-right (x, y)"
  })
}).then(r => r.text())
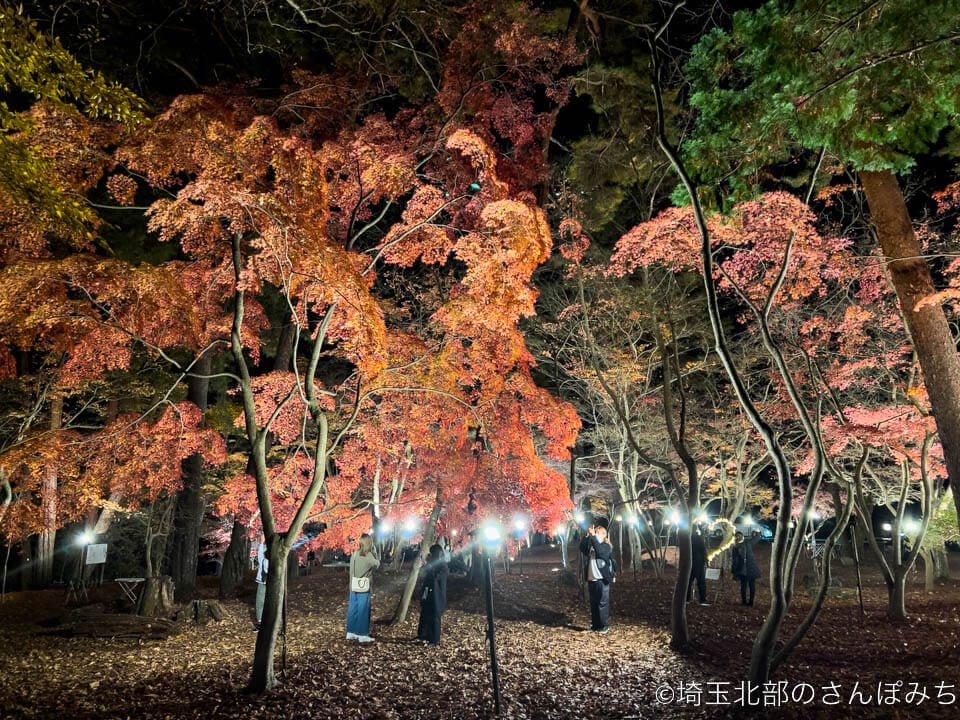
top-left (351, 575), bottom-right (370, 593)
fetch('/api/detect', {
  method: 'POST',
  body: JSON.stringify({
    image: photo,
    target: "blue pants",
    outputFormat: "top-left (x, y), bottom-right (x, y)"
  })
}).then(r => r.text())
top-left (346, 591), bottom-right (371, 636)
top-left (255, 582), bottom-right (266, 622)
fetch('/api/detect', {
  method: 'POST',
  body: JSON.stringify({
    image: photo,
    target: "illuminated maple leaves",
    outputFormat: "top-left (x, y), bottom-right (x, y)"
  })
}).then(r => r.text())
top-left (608, 186), bottom-right (945, 525)
top-left (1, 402), bottom-right (224, 544)
top-left (0, 3), bottom-right (586, 566)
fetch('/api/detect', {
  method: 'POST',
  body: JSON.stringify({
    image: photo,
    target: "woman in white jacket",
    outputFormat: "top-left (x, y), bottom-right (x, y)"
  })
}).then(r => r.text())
top-left (346, 533), bottom-right (380, 643)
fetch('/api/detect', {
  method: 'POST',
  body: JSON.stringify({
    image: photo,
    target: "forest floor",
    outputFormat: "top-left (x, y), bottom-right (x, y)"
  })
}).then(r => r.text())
top-left (0, 543), bottom-right (958, 720)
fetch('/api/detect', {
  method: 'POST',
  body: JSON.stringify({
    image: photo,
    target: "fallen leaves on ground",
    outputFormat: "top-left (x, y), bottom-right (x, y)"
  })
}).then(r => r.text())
top-left (0, 545), bottom-right (958, 719)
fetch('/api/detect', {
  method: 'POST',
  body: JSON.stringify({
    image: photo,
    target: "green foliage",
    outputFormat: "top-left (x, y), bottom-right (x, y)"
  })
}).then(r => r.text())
top-left (0, 7), bottom-right (145, 240)
top-left (684, 0), bottom-right (960, 197)
top-left (920, 487), bottom-right (960, 552)
top-left (565, 64), bottom-right (663, 233)
top-left (0, 8), bottom-right (145, 122)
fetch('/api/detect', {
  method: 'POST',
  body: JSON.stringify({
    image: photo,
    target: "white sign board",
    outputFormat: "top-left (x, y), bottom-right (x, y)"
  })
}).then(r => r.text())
top-left (85, 543), bottom-right (108, 565)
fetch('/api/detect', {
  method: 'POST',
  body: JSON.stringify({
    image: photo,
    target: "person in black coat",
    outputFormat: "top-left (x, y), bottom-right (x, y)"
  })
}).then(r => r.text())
top-left (687, 526), bottom-right (708, 605)
top-left (731, 529), bottom-right (762, 605)
top-left (579, 521), bottom-right (614, 633)
top-left (416, 543), bottom-right (449, 645)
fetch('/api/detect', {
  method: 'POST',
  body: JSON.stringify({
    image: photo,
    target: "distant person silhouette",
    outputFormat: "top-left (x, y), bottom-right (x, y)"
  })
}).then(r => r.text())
top-left (687, 526), bottom-right (709, 605)
top-left (731, 529), bottom-right (761, 606)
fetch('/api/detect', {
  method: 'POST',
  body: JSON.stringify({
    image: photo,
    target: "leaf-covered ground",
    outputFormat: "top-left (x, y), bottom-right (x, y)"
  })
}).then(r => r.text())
top-left (1, 544), bottom-right (958, 719)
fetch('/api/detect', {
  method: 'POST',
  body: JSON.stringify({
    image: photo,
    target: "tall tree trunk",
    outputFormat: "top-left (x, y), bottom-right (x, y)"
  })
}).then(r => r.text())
top-left (861, 170), bottom-right (960, 530)
top-left (218, 450), bottom-right (257, 599)
top-left (922, 549), bottom-right (935, 592)
top-left (219, 516), bottom-right (249, 598)
top-left (35, 395), bottom-right (63, 588)
top-left (169, 354), bottom-right (212, 599)
top-left (887, 570), bottom-right (908, 621)
top-left (934, 548), bottom-right (951, 581)
top-left (249, 539), bottom-right (286, 693)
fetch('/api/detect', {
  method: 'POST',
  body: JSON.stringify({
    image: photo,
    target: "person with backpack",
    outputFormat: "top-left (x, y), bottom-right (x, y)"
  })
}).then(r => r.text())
top-left (579, 520), bottom-right (615, 633)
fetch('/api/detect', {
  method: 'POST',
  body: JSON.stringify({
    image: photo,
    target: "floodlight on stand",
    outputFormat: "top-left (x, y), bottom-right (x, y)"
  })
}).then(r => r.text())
top-left (450, 529), bottom-right (458, 538)
top-left (903, 519), bottom-right (920, 535)
top-left (482, 524), bottom-right (502, 546)
top-left (77, 531), bottom-right (93, 546)
top-left (512, 515), bottom-right (526, 533)
top-left (881, 523), bottom-right (892, 532)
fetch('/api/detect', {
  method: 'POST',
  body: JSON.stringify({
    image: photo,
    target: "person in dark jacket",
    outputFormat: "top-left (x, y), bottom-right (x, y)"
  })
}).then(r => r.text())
top-left (416, 543), bottom-right (449, 645)
top-left (579, 521), bottom-right (614, 633)
top-left (687, 526), bottom-right (709, 605)
top-left (731, 529), bottom-right (762, 605)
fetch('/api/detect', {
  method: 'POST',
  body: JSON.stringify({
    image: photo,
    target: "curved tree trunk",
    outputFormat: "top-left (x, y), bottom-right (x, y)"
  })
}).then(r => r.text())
top-left (392, 493), bottom-right (442, 625)
top-left (860, 170), bottom-right (960, 532)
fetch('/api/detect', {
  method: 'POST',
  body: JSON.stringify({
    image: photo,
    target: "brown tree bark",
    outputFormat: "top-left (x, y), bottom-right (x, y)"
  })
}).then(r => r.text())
top-left (169, 353), bottom-right (212, 599)
top-left (218, 515), bottom-right (249, 599)
top-left (860, 169), bottom-right (960, 529)
top-left (35, 395), bottom-right (63, 588)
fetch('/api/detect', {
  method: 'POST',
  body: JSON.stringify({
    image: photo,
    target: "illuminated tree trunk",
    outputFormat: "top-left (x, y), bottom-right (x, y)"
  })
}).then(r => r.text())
top-left (860, 170), bottom-right (960, 531)
top-left (886, 568), bottom-right (908, 621)
top-left (392, 490), bottom-right (442, 625)
top-left (35, 395), bottom-right (63, 588)
top-left (250, 538), bottom-right (286, 693)
top-left (169, 353), bottom-right (212, 599)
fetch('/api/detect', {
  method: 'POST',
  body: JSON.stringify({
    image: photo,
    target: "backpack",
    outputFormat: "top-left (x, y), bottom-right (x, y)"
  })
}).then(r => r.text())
top-left (597, 556), bottom-right (617, 584)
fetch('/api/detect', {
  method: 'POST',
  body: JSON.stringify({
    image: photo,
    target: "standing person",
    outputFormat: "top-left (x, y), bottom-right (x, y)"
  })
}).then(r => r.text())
top-left (347, 533), bottom-right (380, 643)
top-left (254, 538), bottom-right (268, 631)
top-left (579, 520), bottom-right (614, 633)
top-left (731, 529), bottom-right (761, 606)
top-left (416, 543), bottom-right (449, 645)
top-left (687, 526), bottom-right (709, 605)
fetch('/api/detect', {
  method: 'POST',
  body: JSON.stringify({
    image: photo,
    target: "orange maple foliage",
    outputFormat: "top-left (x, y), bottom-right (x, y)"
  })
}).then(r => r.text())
top-left (1, 403), bottom-right (224, 544)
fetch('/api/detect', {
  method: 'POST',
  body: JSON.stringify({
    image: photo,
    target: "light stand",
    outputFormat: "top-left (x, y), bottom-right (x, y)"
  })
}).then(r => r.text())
top-left (481, 524), bottom-right (503, 715)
